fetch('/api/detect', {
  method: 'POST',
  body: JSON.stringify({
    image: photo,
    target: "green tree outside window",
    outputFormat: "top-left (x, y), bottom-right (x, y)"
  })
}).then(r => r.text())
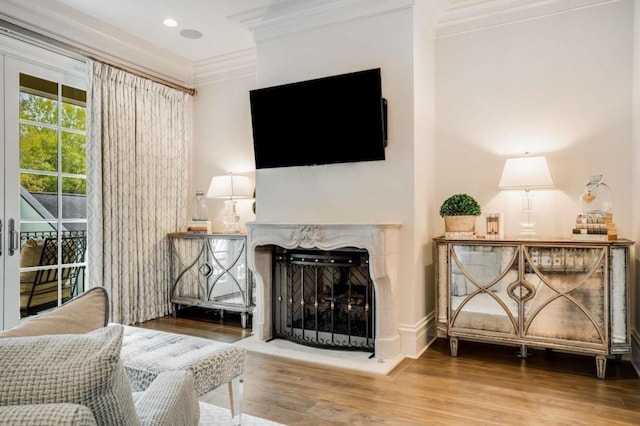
top-left (19, 92), bottom-right (86, 195)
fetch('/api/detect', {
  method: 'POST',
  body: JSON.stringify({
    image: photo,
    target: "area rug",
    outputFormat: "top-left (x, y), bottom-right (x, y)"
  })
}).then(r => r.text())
top-left (199, 401), bottom-right (283, 426)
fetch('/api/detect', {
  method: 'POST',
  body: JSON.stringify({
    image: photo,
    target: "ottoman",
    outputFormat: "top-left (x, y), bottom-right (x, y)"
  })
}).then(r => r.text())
top-left (119, 325), bottom-right (246, 425)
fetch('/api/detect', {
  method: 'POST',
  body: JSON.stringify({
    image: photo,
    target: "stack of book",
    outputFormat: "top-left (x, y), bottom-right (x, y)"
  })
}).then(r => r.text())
top-left (187, 220), bottom-right (211, 233)
top-left (571, 213), bottom-right (617, 241)
top-left (444, 231), bottom-right (476, 239)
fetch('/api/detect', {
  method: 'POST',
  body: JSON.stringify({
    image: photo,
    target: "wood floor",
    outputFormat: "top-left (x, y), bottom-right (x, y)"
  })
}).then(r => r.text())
top-left (138, 309), bottom-right (640, 425)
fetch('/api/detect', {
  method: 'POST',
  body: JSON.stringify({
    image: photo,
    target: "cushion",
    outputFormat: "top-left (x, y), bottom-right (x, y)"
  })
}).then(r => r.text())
top-left (0, 287), bottom-right (109, 338)
top-left (19, 237), bottom-right (46, 282)
top-left (0, 403), bottom-right (97, 425)
top-left (19, 238), bottom-right (67, 310)
top-left (0, 325), bottom-right (139, 426)
top-left (19, 237), bottom-right (80, 310)
top-left (121, 325), bottom-right (246, 396)
top-left (20, 279), bottom-right (72, 310)
top-left (132, 371), bottom-right (200, 426)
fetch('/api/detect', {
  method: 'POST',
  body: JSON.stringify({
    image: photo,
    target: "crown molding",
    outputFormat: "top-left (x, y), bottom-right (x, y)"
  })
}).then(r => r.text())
top-left (233, 0), bottom-right (420, 45)
top-left (0, 0), bottom-right (194, 86)
top-left (193, 48), bottom-right (257, 86)
top-left (435, 0), bottom-right (616, 37)
top-left (196, 0), bottom-right (432, 83)
top-left (415, 0), bottom-right (440, 38)
top-left (231, 0), bottom-right (616, 43)
top-left (0, 0), bottom-right (618, 89)
top-left (195, 0), bottom-right (613, 83)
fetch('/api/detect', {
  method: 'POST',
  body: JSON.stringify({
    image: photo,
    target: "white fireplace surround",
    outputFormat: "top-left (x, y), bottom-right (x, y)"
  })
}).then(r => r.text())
top-left (246, 222), bottom-right (402, 361)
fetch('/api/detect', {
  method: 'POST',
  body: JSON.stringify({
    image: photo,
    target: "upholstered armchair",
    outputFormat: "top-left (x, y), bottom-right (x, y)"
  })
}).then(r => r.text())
top-left (0, 325), bottom-right (199, 426)
top-left (0, 288), bottom-right (200, 426)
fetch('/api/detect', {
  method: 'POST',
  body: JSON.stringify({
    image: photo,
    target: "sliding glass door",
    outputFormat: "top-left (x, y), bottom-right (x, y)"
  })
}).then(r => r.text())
top-left (1, 37), bottom-right (86, 329)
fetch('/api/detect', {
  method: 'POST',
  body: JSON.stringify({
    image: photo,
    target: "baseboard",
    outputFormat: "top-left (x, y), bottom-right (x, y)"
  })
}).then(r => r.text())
top-left (398, 311), bottom-right (436, 359)
top-left (631, 329), bottom-right (640, 377)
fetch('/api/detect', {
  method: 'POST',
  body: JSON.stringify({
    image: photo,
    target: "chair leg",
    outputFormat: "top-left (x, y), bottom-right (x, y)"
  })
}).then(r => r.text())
top-left (228, 374), bottom-right (244, 426)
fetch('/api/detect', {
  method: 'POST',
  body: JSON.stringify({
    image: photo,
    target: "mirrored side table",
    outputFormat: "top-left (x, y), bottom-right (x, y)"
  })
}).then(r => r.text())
top-left (168, 233), bottom-right (253, 328)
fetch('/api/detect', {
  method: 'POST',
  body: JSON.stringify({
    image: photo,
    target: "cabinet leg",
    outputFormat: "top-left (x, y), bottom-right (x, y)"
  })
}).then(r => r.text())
top-left (241, 312), bottom-right (248, 329)
top-left (596, 355), bottom-right (607, 379)
top-left (449, 337), bottom-right (459, 357)
top-left (516, 344), bottom-right (531, 358)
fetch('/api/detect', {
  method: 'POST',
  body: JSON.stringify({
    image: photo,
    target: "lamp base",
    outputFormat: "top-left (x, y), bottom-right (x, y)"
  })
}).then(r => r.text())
top-left (222, 200), bottom-right (240, 233)
top-left (518, 210), bottom-right (537, 236)
top-left (518, 191), bottom-right (538, 236)
top-left (519, 228), bottom-right (536, 236)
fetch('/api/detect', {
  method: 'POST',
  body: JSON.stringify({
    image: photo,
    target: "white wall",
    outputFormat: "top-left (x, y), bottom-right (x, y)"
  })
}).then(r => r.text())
top-left (189, 0), bottom-right (634, 361)
top-left (191, 75), bottom-right (256, 233)
top-left (252, 7), bottom-right (435, 357)
top-left (254, 11), bottom-right (414, 227)
top-left (406, 10), bottom-right (437, 355)
top-left (632, 0), bottom-right (640, 371)
top-left (436, 0), bottom-right (634, 239)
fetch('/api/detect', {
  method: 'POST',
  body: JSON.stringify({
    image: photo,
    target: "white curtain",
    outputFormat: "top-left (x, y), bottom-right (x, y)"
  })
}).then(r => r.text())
top-left (86, 60), bottom-right (189, 324)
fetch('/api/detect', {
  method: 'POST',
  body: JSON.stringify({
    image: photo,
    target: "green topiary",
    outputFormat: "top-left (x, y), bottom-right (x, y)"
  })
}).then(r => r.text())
top-left (439, 193), bottom-right (481, 217)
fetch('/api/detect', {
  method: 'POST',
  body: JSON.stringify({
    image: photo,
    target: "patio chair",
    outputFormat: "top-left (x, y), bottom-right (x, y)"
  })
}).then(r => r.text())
top-left (20, 235), bottom-right (87, 317)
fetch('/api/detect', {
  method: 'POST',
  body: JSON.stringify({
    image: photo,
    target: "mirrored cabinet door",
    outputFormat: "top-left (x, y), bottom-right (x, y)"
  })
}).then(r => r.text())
top-left (207, 237), bottom-right (248, 305)
top-left (170, 236), bottom-right (207, 300)
top-left (449, 244), bottom-right (519, 335)
top-left (523, 246), bottom-right (607, 347)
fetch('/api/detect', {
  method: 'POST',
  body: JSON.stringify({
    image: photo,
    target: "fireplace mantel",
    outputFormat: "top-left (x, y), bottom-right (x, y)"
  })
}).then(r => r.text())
top-left (246, 222), bottom-right (402, 360)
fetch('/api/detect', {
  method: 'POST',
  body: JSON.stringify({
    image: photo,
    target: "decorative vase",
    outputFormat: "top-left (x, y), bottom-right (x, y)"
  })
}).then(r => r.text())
top-left (192, 190), bottom-right (208, 221)
top-left (444, 215), bottom-right (477, 233)
top-left (579, 174), bottom-right (613, 214)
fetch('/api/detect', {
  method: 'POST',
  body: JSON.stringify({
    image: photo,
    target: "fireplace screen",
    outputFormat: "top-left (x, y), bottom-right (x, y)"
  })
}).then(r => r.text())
top-left (272, 247), bottom-right (375, 352)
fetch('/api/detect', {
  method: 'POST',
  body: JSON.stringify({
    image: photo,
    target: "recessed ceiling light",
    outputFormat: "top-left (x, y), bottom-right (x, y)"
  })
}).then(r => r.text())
top-left (163, 18), bottom-right (178, 27)
top-left (180, 29), bottom-right (203, 39)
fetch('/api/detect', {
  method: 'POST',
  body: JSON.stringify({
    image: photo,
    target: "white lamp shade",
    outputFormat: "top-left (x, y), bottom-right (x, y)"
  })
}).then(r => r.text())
top-left (498, 156), bottom-right (554, 190)
top-left (206, 174), bottom-right (252, 199)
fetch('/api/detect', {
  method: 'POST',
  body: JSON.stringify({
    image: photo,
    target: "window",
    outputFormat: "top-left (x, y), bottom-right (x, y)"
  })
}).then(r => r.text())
top-left (18, 73), bottom-right (87, 317)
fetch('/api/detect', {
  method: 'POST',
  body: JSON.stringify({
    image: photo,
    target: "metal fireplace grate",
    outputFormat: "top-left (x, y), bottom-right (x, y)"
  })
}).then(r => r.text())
top-left (272, 247), bottom-right (375, 352)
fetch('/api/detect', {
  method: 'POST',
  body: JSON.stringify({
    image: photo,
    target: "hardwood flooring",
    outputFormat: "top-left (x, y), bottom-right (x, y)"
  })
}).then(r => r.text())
top-left (138, 309), bottom-right (640, 425)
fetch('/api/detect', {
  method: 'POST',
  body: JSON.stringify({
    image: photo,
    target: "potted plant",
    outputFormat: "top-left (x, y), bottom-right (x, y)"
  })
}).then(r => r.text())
top-left (439, 193), bottom-right (481, 234)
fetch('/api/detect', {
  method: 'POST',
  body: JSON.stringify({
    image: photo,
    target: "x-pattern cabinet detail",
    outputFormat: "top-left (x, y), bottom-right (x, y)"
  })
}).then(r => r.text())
top-left (434, 237), bottom-right (634, 379)
top-left (168, 233), bottom-right (253, 328)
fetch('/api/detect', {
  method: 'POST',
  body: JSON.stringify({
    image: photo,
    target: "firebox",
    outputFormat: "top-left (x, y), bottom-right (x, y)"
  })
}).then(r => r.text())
top-left (272, 247), bottom-right (375, 352)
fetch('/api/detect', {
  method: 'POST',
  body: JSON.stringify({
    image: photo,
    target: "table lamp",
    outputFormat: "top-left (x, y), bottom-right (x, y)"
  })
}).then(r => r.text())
top-left (498, 155), bottom-right (554, 235)
top-left (206, 173), bottom-right (252, 233)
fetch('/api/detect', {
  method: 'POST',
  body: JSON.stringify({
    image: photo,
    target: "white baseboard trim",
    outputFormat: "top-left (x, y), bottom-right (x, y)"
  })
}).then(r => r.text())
top-left (631, 329), bottom-right (640, 377)
top-left (398, 311), bottom-right (437, 359)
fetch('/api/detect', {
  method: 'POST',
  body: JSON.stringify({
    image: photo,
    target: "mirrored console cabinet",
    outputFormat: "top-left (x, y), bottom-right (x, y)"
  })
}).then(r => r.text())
top-left (168, 233), bottom-right (253, 328)
top-left (434, 237), bottom-right (634, 378)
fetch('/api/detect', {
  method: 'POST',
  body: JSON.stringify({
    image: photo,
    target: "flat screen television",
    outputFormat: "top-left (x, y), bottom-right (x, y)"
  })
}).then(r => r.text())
top-left (249, 68), bottom-right (387, 169)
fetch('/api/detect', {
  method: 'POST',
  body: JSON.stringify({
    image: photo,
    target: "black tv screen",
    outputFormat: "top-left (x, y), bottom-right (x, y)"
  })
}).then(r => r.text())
top-left (249, 68), bottom-right (387, 169)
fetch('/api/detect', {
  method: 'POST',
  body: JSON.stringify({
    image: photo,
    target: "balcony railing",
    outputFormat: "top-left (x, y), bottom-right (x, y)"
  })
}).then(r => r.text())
top-left (19, 230), bottom-right (88, 317)
top-left (20, 230), bottom-right (87, 245)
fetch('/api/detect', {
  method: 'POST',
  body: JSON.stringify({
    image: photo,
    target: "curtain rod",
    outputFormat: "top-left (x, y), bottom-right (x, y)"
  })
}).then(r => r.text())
top-left (0, 18), bottom-right (197, 96)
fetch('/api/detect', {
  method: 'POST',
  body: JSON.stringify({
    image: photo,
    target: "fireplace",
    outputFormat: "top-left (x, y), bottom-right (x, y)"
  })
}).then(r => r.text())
top-left (272, 247), bottom-right (375, 352)
top-left (246, 223), bottom-right (401, 361)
